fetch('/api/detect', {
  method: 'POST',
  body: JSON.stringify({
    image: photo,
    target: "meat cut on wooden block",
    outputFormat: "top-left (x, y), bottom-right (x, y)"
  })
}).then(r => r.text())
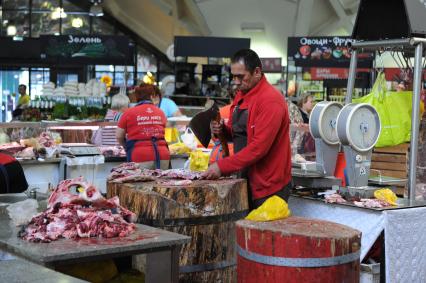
top-left (236, 217), bottom-right (361, 283)
top-left (107, 179), bottom-right (248, 283)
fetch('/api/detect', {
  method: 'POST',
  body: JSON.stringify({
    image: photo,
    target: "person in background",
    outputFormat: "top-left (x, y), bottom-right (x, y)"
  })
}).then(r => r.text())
top-left (116, 84), bottom-right (170, 169)
top-left (287, 98), bottom-right (305, 160)
top-left (209, 86), bottom-right (236, 164)
top-left (203, 48), bottom-right (292, 209)
top-left (92, 94), bottom-right (130, 146)
top-left (110, 94), bottom-right (130, 122)
top-left (296, 93), bottom-right (315, 154)
top-left (297, 92), bottom-right (314, 124)
top-left (219, 84), bottom-right (237, 124)
top-left (12, 84), bottom-right (30, 119)
top-left (0, 152), bottom-right (28, 194)
top-left (149, 84), bottom-right (182, 118)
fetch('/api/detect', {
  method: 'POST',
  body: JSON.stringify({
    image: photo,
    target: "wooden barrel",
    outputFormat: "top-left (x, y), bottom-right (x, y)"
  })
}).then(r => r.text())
top-left (236, 217), bottom-right (361, 283)
top-left (108, 179), bottom-right (248, 283)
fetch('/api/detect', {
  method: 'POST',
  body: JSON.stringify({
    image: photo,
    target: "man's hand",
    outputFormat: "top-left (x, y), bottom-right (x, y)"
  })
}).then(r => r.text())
top-left (210, 119), bottom-right (223, 136)
top-left (201, 162), bottom-right (222, 179)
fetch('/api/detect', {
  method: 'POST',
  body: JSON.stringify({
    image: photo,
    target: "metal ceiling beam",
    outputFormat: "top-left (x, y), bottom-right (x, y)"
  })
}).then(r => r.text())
top-left (293, 0), bottom-right (314, 36)
top-left (328, 0), bottom-right (353, 34)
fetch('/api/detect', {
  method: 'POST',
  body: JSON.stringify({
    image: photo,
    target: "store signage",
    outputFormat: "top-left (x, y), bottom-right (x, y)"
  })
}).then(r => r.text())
top-left (287, 36), bottom-right (374, 68)
top-left (40, 35), bottom-right (134, 65)
top-left (260, 58), bottom-right (282, 73)
top-left (310, 67), bottom-right (370, 80)
top-left (67, 35), bottom-right (102, 44)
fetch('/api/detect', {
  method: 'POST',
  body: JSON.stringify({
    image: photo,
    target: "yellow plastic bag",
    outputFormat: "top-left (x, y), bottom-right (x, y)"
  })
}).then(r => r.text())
top-left (165, 127), bottom-right (180, 143)
top-left (245, 196), bottom-right (291, 221)
top-left (169, 142), bottom-right (192, 155)
top-left (189, 150), bottom-right (210, 172)
top-left (374, 188), bottom-right (398, 206)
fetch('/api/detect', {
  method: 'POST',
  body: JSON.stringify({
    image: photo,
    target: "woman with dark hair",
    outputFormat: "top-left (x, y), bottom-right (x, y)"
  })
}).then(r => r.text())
top-left (116, 84), bottom-right (170, 169)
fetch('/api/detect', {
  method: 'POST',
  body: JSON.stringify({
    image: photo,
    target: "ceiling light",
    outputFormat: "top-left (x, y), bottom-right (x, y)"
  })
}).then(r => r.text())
top-left (241, 22), bottom-right (265, 33)
top-left (6, 25), bottom-right (17, 36)
top-left (71, 17), bottom-right (83, 28)
top-left (89, 3), bottom-right (104, 17)
top-left (51, 7), bottom-right (67, 20)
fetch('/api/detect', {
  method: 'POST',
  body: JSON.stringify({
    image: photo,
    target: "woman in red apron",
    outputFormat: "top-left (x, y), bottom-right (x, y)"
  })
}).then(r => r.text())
top-left (116, 84), bottom-right (170, 169)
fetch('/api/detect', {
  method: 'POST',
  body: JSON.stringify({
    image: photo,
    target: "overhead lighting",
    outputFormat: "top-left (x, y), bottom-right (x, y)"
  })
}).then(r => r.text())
top-left (51, 7), bottom-right (67, 20)
top-left (71, 17), bottom-right (84, 28)
top-left (89, 2), bottom-right (104, 17)
top-left (241, 22), bottom-right (265, 33)
top-left (6, 25), bottom-right (17, 36)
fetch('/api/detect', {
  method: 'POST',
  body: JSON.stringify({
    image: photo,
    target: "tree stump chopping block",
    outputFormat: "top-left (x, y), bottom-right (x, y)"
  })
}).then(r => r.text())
top-left (107, 179), bottom-right (248, 283)
top-left (236, 217), bottom-right (361, 283)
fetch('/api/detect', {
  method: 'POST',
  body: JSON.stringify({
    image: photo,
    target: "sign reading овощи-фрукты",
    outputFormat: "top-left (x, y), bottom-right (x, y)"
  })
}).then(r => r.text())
top-left (287, 36), bottom-right (374, 68)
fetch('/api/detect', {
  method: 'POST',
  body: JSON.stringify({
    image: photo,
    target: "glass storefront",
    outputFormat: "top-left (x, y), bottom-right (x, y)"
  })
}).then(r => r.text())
top-left (0, 0), bottom-right (173, 121)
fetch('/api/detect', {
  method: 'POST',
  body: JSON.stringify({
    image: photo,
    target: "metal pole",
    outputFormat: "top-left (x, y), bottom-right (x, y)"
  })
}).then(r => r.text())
top-left (408, 42), bottom-right (423, 201)
top-left (345, 50), bottom-right (358, 104)
top-left (352, 38), bottom-right (412, 50)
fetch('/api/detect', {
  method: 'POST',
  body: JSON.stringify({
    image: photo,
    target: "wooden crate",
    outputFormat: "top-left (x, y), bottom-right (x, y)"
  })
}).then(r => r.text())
top-left (371, 143), bottom-right (409, 196)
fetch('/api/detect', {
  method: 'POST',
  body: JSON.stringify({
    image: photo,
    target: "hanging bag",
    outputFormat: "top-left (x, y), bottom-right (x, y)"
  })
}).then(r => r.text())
top-left (353, 72), bottom-right (419, 147)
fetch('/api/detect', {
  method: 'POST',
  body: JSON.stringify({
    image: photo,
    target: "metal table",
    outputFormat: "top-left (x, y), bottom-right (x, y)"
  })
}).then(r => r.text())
top-left (289, 195), bottom-right (426, 283)
top-left (0, 215), bottom-right (190, 283)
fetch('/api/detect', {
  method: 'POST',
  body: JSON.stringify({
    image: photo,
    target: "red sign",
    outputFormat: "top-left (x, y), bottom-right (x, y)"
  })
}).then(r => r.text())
top-left (310, 67), bottom-right (370, 80)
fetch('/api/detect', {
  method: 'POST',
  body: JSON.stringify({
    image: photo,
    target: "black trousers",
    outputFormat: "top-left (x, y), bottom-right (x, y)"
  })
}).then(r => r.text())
top-left (251, 180), bottom-right (293, 210)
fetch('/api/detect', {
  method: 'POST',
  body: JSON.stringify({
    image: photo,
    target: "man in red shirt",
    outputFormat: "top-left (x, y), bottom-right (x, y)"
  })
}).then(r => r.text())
top-left (116, 84), bottom-right (170, 169)
top-left (203, 49), bottom-right (292, 209)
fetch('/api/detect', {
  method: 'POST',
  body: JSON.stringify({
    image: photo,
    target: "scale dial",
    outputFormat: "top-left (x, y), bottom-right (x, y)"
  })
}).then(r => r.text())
top-left (309, 101), bottom-right (343, 145)
top-left (336, 103), bottom-right (381, 152)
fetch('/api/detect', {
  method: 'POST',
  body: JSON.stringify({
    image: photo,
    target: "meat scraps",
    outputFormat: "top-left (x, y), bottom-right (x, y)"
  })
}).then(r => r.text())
top-left (107, 163), bottom-right (202, 183)
top-left (0, 142), bottom-right (26, 155)
top-left (38, 132), bottom-right (55, 148)
top-left (324, 193), bottom-right (347, 204)
top-left (353, 198), bottom-right (391, 208)
top-left (98, 146), bottom-right (126, 158)
top-left (20, 177), bottom-right (136, 243)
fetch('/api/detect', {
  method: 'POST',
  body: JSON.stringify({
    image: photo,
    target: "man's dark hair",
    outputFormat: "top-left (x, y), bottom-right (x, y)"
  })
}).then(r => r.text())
top-left (231, 49), bottom-right (262, 73)
top-left (18, 84), bottom-right (26, 90)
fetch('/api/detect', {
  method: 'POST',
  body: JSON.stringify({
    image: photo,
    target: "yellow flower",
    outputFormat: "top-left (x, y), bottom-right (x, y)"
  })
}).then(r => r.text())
top-left (100, 75), bottom-right (112, 87)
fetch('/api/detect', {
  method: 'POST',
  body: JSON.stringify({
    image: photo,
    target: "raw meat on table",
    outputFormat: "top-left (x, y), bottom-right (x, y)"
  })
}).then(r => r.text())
top-left (20, 177), bottom-right (136, 243)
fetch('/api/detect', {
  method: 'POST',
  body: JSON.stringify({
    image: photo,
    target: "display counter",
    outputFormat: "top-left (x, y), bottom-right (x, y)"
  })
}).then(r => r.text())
top-left (18, 154), bottom-right (189, 194)
top-left (288, 195), bottom-right (426, 283)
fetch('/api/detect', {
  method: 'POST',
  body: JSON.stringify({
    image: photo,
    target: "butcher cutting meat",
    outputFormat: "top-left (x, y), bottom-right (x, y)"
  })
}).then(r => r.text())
top-left (204, 48), bottom-right (293, 210)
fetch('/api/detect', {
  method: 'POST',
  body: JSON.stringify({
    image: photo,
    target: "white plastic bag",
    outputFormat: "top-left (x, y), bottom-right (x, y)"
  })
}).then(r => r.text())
top-left (181, 127), bottom-right (198, 150)
top-left (7, 199), bottom-right (38, 226)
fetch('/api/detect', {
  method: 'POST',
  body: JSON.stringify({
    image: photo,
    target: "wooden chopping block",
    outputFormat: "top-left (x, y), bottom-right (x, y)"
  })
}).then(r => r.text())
top-left (107, 179), bottom-right (248, 283)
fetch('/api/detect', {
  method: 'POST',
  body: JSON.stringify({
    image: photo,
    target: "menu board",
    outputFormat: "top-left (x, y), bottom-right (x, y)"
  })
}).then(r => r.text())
top-left (287, 36), bottom-right (373, 68)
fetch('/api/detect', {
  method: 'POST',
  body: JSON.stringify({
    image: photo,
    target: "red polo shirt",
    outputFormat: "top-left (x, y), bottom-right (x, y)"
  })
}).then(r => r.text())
top-left (118, 103), bottom-right (170, 162)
